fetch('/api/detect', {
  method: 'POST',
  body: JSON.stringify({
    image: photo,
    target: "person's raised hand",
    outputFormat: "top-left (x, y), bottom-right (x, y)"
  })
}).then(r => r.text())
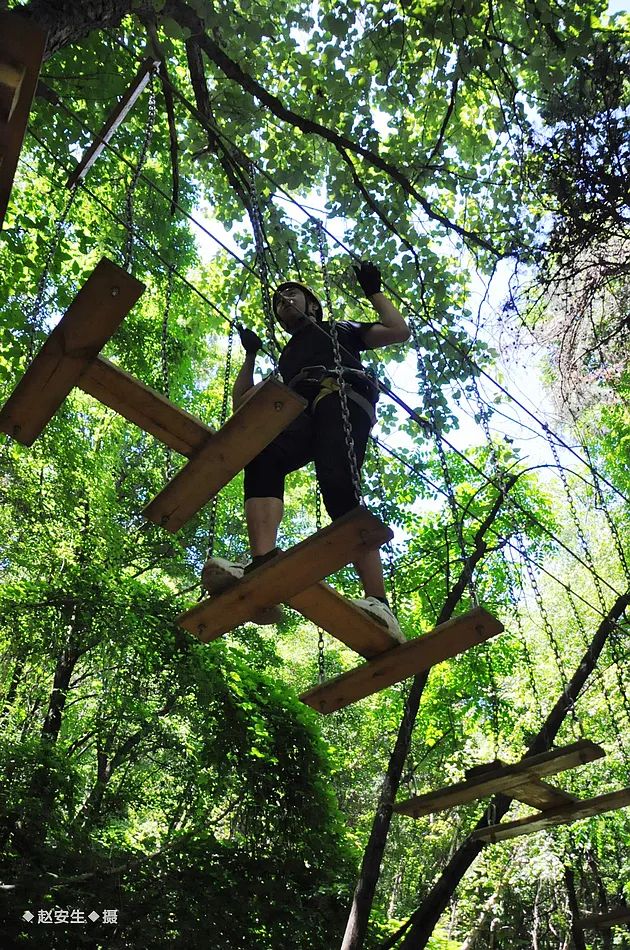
top-left (353, 261), bottom-right (381, 297)
top-left (237, 325), bottom-right (263, 354)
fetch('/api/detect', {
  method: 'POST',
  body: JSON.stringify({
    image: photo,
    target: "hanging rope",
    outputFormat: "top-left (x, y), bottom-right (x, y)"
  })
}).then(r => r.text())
top-left (315, 220), bottom-right (363, 507)
top-left (123, 71), bottom-right (157, 270)
top-left (205, 323), bottom-right (236, 560)
top-left (161, 264), bottom-right (175, 479)
top-left (315, 484), bottom-right (326, 685)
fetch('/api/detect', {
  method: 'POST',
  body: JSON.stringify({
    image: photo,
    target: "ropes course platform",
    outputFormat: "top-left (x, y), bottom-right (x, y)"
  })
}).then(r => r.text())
top-left (0, 12), bottom-right (46, 228)
top-left (300, 607), bottom-right (503, 714)
top-left (178, 506), bottom-right (392, 640)
top-left (394, 740), bottom-right (603, 818)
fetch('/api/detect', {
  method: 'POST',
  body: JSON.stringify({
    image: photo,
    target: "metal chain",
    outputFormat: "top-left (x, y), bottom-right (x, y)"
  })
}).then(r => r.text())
top-left (375, 449), bottom-right (400, 616)
top-left (161, 265), bottom-right (175, 479)
top-left (412, 330), bottom-right (477, 605)
top-left (502, 549), bottom-right (546, 725)
top-left (519, 535), bottom-right (583, 736)
top-left (315, 485), bottom-right (326, 684)
top-left (545, 430), bottom-right (630, 726)
top-left (26, 183), bottom-right (79, 360)
top-left (583, 443), bottom-right (630, 582)
top-left (247, 162), bottom-right (278, 370)
top-left (565, 586), bottom-right (630, 777)
top-left (123, 72), bottom-right (157, 270)
top-left (206, 324), bottom-right (235, 559)
top-left (315, 221), bottom-right (363, 506)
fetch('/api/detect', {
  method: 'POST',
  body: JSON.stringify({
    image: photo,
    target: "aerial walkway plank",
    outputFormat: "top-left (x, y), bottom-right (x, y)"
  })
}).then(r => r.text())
top-left (78, 355), bottom-right (214, 457)
top-left (301, 606), bottom-right (504, 714)
top-left (288, 581), bottom-right (404, 658)
top-left (394, 740), bottom-right (603, 818)
top-left (143, 377), bottom-right (306, 532)
top-left (0, 259), bottom-right (144, 444)
top-left (178, 507), bottom-right (392, 640)
top-left (471, 786), bottom-right (630, 843)
top-left (0, 12), bottom-right (46, 227)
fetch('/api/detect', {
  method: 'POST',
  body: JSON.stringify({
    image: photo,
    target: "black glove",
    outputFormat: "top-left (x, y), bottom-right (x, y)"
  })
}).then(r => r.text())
top-left (353, 261), bottom-right (381, 297)
top-left (237, 325), bottom-right (263, 354)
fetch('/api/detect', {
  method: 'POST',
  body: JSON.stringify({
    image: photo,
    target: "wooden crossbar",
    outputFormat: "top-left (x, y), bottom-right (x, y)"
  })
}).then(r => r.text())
top-left (67, 58), bottom-right (159, 188)
top-left (143, 377), bottom-right (306, 532)
top-left (178, 507), bottom-right (392, 640)
top-left (0, 259), bottom-right (145, 445)
top-left (301, 607), bottom-right (504, 714)
top-left (287, 582), bottom-right (403, 658)
top-left (0, 12), bottom-right (46, 227)
top-left (394, 740), bottom-right (604, 818)
top-left (580, 907), bottom-right (630, 930)
top-left (78, 355), bottom-right (215, 457)
top-left (471, 786), bottom-right (630, 843)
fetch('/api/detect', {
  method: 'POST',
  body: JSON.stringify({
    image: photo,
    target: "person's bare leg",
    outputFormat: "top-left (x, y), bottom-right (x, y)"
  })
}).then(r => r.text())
top-left (353, 548), bottom-right (387, 598)
top-left (245, 497), bottom-right (283, 556)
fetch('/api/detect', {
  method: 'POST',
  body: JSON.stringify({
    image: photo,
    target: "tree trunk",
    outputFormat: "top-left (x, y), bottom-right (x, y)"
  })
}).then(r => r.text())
top-left (564, 868), bottom-right (587, 950)
top-left (396, 587), bottom-right (630, 949)
top-left (341, 480), bottom-right (516, 950)
top-left (41, 644), bottom-right (82, 742)
top-left (17, 0), bottom-right (138, 57)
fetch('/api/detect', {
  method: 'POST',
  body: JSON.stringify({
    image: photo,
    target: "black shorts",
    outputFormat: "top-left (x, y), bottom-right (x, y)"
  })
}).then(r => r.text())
top-left (244, 391), bottom-right (372, 520)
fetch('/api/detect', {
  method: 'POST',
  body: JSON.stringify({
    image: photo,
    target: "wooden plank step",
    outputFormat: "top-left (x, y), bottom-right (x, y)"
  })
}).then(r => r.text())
top-left (67, 57), bottom-right (159, 188)
top-left (0, 12), bottom-right (46, 227)
top-left (178, 506), bottom-right (392, 640)
top-left (143, 377), bottom-right (307, 532)
top-left (0, 259), bottom-right (145, 445)
top-left (471, 786), bottom-right (630, 844)
top-left (580, 907), bottom-right (630, 931)
top-left (394, 740), bottom-right (604, 818)
top-left (78, 355), bottom-right (214, 457)
top-left (301, 606), bottom-right (504, 715)
top-left (287, 581), bottom-right (403, 658)
top-left (463, 759), bottom-right (579, 811)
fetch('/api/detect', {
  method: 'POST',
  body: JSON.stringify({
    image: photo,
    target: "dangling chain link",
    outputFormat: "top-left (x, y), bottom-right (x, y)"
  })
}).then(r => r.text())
top-left (247, 162), bottom-right (278, 370)
top-left (565, 586), bottom-right (630, 777)
top-left (519, 535), bottom-right (583, 736)
top-left (375, 449), bottom-right (400, 616)
top-left (315, 485), bottom-right (326, 684)
top-left (27, 183), bottom-right (79, 360)
top-left (545, 428), bottom-right (630, 728)
top-left (206, 324), bottom-right (235, 559)
top-left (584, 444), bottom-right (630, 583)
top-left (162, 265), bottom-right (174, 479)
top-left (315, 221), bottom-right (363, 506)
top-left (123, 72), bottom-right (157, 270)
top-left (414, 346), bottom-right (477, 605)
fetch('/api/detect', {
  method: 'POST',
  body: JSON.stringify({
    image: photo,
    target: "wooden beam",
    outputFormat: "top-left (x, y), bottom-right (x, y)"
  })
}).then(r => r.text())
top-left (66, 57), bottom-right (159, 188)
top-left (143, 377), bottom-right (307, 532)
top-left (471, 787), bottom-right (630, 843)
top-left (301, 607), bottom-right (504, 714)
top-left (287, 581), bottom-right (404, 658)
top-left (0, 12), bottom-right (46, 228)
top-left (78, 355), bottom-right (215, 457)
top-left (178, 507), bottom-right (392, 640)
top-left (0, 259), bottom-right (145, 445)
top-left (394, 740), bottom-right (604, 818)
top-left (580, 907), bottom-right (630, 931)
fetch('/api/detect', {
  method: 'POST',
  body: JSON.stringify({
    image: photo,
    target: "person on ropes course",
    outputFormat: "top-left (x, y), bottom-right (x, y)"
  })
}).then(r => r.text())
top-left (202, 261), bottom-right (410, 639)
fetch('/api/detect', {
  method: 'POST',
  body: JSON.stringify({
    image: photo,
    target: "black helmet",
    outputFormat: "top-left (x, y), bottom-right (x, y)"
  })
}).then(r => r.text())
top-left (272, 281), bottom-right (323, 322)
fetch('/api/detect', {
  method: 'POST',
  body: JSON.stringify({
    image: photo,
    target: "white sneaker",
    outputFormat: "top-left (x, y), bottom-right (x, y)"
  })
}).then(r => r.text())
top-left (201, 557), bottom-right (244, 595)
top-left (353, 596), bottom-right (406, 644)
top-left (201, 556), bottom-right (284, 626)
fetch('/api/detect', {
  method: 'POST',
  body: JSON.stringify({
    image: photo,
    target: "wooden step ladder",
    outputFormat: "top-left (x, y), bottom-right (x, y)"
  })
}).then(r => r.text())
top-left (394, 740), bottom-right (604, 818)
top-left (0, 12), bottom-right (46, 228)
top-left (179, 512), bottom-right (504, 713)
top-left (0, 257), bottom-right (306, 527)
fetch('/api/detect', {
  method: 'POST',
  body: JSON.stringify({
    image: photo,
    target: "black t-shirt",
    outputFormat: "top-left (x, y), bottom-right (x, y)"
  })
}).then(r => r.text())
top-left (278, 320), bottom-right (374, 386)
